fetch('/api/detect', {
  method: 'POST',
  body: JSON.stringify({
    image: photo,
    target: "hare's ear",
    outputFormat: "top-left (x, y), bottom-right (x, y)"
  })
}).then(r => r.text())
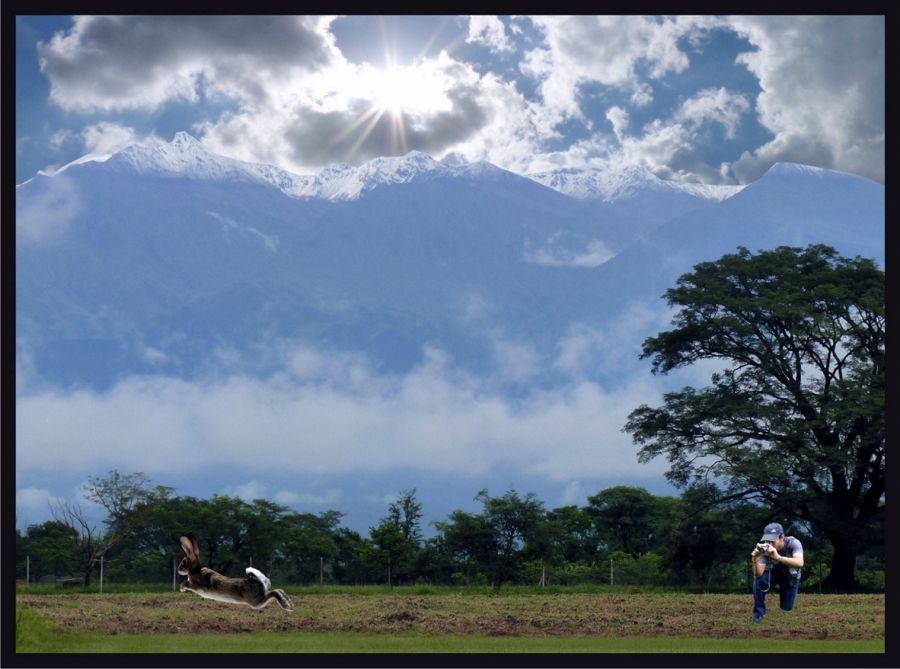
top-left (189, 534), bottom-right (202, 561)
top-left (180, 535), bottom-right (198, 562)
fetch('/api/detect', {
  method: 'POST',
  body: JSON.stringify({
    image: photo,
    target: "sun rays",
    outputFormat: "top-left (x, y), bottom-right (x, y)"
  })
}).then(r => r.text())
top-left (322, 24), bottom-right (459, 162)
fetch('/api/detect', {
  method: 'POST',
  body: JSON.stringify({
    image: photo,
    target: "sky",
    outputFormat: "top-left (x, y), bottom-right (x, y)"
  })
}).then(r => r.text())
top-left (14, 15), bottom-right (887, 536)
top-left (15, 15), bottom-right (885, 186)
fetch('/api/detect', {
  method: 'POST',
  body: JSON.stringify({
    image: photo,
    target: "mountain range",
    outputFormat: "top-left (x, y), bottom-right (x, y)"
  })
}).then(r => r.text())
top-left (16, 133), bottom-right (884, 392)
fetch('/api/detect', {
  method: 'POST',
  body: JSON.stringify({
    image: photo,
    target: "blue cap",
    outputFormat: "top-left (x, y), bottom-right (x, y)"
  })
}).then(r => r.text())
top-left (761, 522), bottom-right (783, 541)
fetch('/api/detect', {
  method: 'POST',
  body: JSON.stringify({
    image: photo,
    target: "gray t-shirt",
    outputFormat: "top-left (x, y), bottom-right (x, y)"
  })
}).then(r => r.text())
top-left (760, 535), bottom-right (803, 568)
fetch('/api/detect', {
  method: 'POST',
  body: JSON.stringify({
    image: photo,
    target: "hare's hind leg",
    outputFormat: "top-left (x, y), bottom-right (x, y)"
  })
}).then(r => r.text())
top-left (269, 589), bottom-right (294, 611)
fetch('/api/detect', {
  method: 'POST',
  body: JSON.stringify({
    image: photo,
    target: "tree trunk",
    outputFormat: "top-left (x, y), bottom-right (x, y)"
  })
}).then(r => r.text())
top-left (820, 544), bottom-right (858, 592)
top-left (83, 564), bottom-right (92, 587)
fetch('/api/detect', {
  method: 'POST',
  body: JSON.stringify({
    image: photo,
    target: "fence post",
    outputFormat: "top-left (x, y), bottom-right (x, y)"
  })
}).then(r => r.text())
top-left (610, 558), bottom-right (614, 586)
top-left (320, 557), bottom-right (324, 587)
top-left (100, 555), bottom-right (104, 593)
top-left (173, 559), bottom-right (177, 592)
top-left (26, 556), bottom-right (30, 586)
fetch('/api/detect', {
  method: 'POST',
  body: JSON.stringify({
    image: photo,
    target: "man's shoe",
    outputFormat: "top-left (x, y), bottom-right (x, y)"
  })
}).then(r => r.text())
top-left (753, 614), bottom-right (764, 625)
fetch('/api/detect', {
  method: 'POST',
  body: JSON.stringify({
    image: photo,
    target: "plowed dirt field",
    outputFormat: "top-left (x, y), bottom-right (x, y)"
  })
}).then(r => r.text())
top-left (17, 592), bottom-right (883, 640)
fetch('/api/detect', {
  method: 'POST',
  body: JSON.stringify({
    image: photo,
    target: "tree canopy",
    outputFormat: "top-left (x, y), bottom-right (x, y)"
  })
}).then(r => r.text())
top-left (624, 244), bottom-right (884, 590)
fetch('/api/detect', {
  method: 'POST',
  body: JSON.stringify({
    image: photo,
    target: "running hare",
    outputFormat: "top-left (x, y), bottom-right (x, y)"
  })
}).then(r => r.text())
top-left (177, 533), bottom-right (294, 611)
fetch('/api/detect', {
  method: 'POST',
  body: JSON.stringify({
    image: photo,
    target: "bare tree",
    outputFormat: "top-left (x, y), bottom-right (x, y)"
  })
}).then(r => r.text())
top-left (50, 500), bottom-right (113, 587)
top-left (48, 470), bottom-right (162, 586)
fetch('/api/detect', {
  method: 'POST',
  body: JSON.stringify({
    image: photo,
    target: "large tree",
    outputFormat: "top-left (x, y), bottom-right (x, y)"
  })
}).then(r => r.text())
top-left (624, 245), bottom-right (884, 590)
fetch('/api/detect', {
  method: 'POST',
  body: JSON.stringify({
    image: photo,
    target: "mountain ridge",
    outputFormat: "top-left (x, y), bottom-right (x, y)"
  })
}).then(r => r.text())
top-left (22, 132), bottom-right (758, 203)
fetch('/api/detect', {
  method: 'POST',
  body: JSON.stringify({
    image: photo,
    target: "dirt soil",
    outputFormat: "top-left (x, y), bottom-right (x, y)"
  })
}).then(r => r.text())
top-left (17, 592), bottom-right (883, 640)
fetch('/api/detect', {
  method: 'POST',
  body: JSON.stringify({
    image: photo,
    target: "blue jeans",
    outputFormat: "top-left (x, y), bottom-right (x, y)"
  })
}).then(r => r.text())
top-left (753, 567), bottom-right (800, 619)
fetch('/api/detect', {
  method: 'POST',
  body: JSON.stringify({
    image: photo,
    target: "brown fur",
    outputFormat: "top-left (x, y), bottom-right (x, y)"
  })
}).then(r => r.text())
top-left (177, 534), bottom-right (293, 611)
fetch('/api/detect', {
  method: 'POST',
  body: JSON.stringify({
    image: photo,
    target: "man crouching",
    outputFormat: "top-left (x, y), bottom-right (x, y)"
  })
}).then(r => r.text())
top-left (752, 522), bottom-right (804, 624)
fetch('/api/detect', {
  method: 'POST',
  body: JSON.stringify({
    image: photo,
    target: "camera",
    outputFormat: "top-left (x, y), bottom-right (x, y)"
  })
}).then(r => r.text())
top-left (756, 542), bottom-right (771, 555)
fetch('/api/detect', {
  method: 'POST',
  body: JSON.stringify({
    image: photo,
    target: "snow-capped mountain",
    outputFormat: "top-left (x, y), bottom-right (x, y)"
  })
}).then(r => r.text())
top-left (47, 132), bottom-right (534, 203)
top-left (16, 133), bottom-right (884, 390)
top-left (527, 164), bottom-right (743, 202)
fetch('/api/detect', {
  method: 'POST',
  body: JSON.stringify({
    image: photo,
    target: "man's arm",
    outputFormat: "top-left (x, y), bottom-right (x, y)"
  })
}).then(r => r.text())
top-left (768, 550), bottom-right (804, 569)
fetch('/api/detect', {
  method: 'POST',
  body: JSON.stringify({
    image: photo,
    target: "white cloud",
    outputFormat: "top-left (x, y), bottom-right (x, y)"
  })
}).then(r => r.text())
top-left (31, 16), bottom-right (883, 185)
top-left (487, 332), bottom-right (540, 383)
top-left (466, 16), bottom-right (514, 53)
top-left (606, 106), bottom-right (630, 142)
top-left (16, 174), bottom-right (82, 244)
top-left (727, 15), bottom-right (884, 183)
top-left (81, 122), bottom-right (138, 155)
top-left (274, 488), bottom-right (343, 508)
top-left (520, 16), bottom-right (708, 134)
top-left (554, 324), bottom-right (605, 376)
top-left (224, 480), bottom-right (268, 501)
top-left (524, 237), bottom-right (615, 268)
top-left (674, 87), bottom-right (750, 140)
top-left (554, 303), bottom-right (674, 380)
top-left (49, 128), bottom-right (78, 150)
top-left (142, 347), bottom-right (171, 366)
top-left (15, 341), bottom-right (669, 483)
top-left (196, 50), bottom-right (510, 173)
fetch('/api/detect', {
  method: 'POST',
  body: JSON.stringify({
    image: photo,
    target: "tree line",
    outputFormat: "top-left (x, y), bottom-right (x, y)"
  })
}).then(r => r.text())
top-left (16, 244), bottom-right (885, 593)
top-left (14, 472), bottom-right (883, 592)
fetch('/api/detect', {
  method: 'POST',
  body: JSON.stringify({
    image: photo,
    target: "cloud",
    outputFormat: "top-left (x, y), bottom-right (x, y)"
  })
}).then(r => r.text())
top-left (195, 50), bottom-right (511, 172)
top-left (30, 16), bottom-right (882, 189)
top-left (81, 121), bottom-right (138, 154)
top-left (16, 173), bottom-right (82, 244)
top-left (520, 16), bottom-right (709, 133)
top-left (673, 87), bottom-right (750, 140)
top-left (282, 83), bottom-right (490, 166)
top-left (512, 16), bottom-right (882, 184)
top-left (274, 488), bottom-right (343, 508)
top-left (487, 332), bottom-right (540, 383)
top-left (38, 16), bottom-right (336, 111)
top-left (523, 236), bottom-right (615, 268)
top-left (224, 480), bottom-right (269, 502)
top-left (141, 347), bottom-right (172, 367)
top-left (15, 341), bottom-right (669, 483)
top-left (466, 16), bottom-right (514, 53)
top-left (554, 303), bottom-right (674, 380)
top-left (727, 16), bottom-right (884, 183)
top-left (606, 106), bottom-right (630, 142)
top-left (602, 114), bottom-right (739, 185)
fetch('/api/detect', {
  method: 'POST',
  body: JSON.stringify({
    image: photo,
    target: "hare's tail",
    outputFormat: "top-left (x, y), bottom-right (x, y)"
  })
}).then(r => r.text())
top-left (245, 567), bottom-right (272, 592)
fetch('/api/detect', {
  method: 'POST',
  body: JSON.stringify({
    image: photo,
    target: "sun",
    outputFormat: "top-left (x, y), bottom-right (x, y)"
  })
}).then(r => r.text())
top-left (368, 64), bottom-right (451, 116)
top-left (323, 58), bottom-right (454, 158)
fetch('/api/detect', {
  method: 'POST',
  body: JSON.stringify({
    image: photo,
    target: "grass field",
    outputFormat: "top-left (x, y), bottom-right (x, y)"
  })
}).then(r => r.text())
top-left (16, 589), bottom-right (885, 654)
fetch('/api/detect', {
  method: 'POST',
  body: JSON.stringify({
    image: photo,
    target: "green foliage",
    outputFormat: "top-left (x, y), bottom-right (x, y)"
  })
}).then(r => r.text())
top-left (475, 489), bottom-right (546, 589)
top-left (16, 469), bottom-right (883, 592)
top-left (625, 245), bottom-right (884, 590)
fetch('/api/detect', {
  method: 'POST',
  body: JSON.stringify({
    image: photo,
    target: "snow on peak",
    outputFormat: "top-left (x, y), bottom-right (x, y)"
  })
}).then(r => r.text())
top-left (278, 151), bottom-right (444, 200)
top-left (171, 131), bottom-right (202, 148)
top-left (528, 164), bottom-right (743, 202)
top-left (113, 133), bottom-right (251, 181)
top-left (356, 151), bottom-right (442, 184)
top-left (764, 162), bottom-right (833, 178)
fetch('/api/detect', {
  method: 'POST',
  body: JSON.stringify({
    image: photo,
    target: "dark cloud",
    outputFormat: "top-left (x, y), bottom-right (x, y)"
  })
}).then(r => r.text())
top-left (286, 85), bottom-right (491, 166)
top-left (38, 16), bottom-right (334, 110)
